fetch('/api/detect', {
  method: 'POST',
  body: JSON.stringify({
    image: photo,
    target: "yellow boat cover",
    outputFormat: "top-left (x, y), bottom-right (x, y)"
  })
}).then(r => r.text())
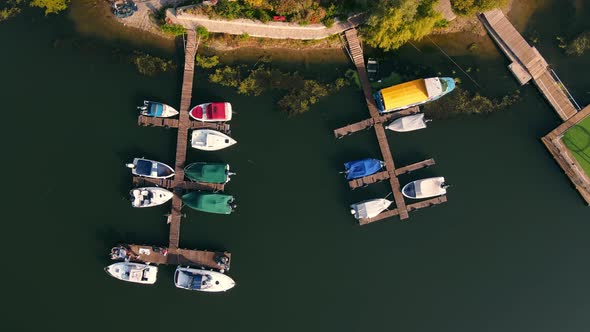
top-left (380, 79), bottom-right (428, 111)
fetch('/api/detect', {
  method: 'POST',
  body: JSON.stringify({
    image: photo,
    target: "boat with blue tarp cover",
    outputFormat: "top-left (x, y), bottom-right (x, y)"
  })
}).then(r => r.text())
top-left (126, 158), bottom-right (175, 179)
top-left (138, 100), bottom-right (179, 118)
top-left (343, 158), bottom-right (385, 180)
top-left (174, 266), bottom-right (235, 292)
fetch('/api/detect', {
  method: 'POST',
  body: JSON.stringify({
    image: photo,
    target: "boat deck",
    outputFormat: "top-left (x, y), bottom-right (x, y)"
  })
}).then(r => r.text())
top-left (119, 244), bottom-right (231, 271)
top-left (340, 29), bottom-right (447, 224)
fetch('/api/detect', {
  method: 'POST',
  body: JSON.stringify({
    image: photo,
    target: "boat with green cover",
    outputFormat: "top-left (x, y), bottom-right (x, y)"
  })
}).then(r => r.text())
top-left (182, 192), bottom-right (236, 214)
top-left (184, 162), bottom-right (234, 184)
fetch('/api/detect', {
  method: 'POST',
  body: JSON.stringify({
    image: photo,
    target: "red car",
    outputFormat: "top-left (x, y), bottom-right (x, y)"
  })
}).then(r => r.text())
top-left (273, 16), bottom-right (286, 21)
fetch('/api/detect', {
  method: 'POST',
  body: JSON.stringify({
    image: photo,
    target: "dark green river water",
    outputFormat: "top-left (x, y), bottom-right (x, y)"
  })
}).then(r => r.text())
top-left (2, 1), bottom-right (590, 331)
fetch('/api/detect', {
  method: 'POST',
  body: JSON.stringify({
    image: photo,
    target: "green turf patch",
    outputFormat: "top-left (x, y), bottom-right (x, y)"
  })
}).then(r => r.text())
top-left (562, 115), bottom-right (590, 177)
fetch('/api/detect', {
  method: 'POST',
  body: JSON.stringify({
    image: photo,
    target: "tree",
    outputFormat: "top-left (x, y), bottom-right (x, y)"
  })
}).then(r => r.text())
top-left (364, 0), bottom-right (442, 51)
top-left (30, 0), bottom-right (70, 14)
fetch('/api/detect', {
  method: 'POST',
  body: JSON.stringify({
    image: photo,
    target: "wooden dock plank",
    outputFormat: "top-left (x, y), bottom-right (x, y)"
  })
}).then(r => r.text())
top-left (359, 195), bottom-right (447, 225)
top-left (394, 158), bottom-right (435, 176)
top-left (121, 244), bottom-right (231, 271)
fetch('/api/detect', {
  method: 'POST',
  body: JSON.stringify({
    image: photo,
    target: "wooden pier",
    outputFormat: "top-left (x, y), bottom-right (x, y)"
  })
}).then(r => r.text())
top-left (348, 159), bottom-right (436, 190)
top-left (339, 29), bottom-right (447, 224)
top-left (479, 9), bottom-right (579, 121)
top-left (120, 30), bottom-right (232, 271)
top-left (542, 105), bottom-right (590, 205)
top-left (119, 244), bottom-right (231, 271)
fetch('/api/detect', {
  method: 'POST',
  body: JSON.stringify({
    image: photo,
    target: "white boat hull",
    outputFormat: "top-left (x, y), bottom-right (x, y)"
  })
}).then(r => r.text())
top-left (174, 266), bottom-right (235, 292)
top-left (350, 198), bottom-right (392, 219)
top-left (402, 176), bottom-right (446, 199)
top-left (105, 262), bottom-right (158, 285)
top-left (130, 187), bottom-right (173, 208)
top-left (191, 129), bottom-right (237, 151)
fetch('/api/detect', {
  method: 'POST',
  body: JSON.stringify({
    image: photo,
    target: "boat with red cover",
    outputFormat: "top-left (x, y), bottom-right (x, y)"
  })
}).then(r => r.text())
top-left (189, 102), bottom-right (233, 122)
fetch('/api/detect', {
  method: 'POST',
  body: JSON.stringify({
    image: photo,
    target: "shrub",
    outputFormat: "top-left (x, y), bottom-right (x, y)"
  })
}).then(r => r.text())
top-left (196, 26), bottom-right (210, 40)
top-left (566, 32), bottom-right (590, 56)
top-left (161, 24), bottom-right (186, 36)
top-left (196, 55), bottom-right (219, 68)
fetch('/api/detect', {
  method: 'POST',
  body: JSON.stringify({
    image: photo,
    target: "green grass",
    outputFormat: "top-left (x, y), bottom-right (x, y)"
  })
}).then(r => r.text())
top-left (562, 116), bottom-right (590, 177)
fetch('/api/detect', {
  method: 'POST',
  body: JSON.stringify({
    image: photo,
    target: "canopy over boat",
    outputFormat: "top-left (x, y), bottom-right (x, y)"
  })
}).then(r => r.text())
top-left (402, 176), bottom-right (447, 199)
top-left (105, 262), bottom-right (157, 285)
top-left (139, 101), bottom-right (178, 118)
top-left (386, 113), bottom-right (427, 132)
top-left (185, 162), bottom-right (231, 184)
top-left (189, 102), bottom-right (232, 122)
top-left (182, 192), bottom-right (236, 214)
top-left (130, 187), bottom-right (173, 208)
top-left (191, 129), bottom-right (237, 151)
top-left (174, 266), bottom-right (235, 292)
top-left (344, 158), bottom-right (384, 180)
top-left (350, 198), bottom-right (392, 220)
top-left (127, 158), bottom-right (175, 179)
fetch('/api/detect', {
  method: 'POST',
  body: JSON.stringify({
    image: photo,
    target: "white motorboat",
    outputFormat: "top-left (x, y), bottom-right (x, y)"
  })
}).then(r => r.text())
top-left (386, 113), bottom-right (430, 132)
top-left (174, 266), bottom-right (235, 292)
top-left (126, 158), bottom-right (174, 179)
top-left (189, 102), bottom-right (232, 122)
top-left (138, 101), bottom-right (179, 118)
top-left (402, 176), bottom-right (448, 199)
top-left (104, 262), bottom-right (158, 285)
top-left (191, 129), bottom-right (237, 151)
top-left (350, 198), bottom-right (392, 220)
top-left (130, 187), bottom-right (173, 208)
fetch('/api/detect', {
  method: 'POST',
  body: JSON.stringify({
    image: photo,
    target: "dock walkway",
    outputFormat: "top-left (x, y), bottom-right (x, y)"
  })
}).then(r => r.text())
top-left (479, 9), bottom-right (578, 121)
top-left (339, 29), bottom-right (447, 224)
top-left (121, 30), bottom-right (232, 270)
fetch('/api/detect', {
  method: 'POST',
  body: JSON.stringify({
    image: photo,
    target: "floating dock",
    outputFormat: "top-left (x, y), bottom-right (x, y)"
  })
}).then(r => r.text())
top-left (339, 29), bottom-right (447, 224)
top-left (116, 30), bottom-right (232, 270)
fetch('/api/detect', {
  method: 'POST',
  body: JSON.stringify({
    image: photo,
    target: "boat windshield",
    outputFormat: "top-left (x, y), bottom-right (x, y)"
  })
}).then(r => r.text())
top-left (440, 78), bottom-right (448, 92)
top-left (135, 160), bottom-right (152, 175)
top-left (403, 183), bottom-right (416, 197)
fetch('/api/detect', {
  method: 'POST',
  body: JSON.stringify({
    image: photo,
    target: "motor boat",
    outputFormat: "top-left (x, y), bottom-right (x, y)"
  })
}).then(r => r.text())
top-left (138, 100), bottom-right (179, 118)
top-left (189, 102), bottom-right (232, 122)
top-left (386, 113), bottom-right (430, 132)
top-left (174, 266), bottom-right (235, 292)
top-left (343, 158), bottom-right (384, 180)
top-left (182, 192), bottom-right (236, 214)
top-left (191, 129), bottom-right (237, 151)
top-left (402, 176), bottom-right (448, 199)
top-left (126, 158), bottom-right (174, 179)
top-left (104, 262), bottom-right (157, 285)
top-left (130, 187), bottom-right (173, 208)
top-left (350, 198), bottom-right (392, 219)
top-left (184, 162), bottom-right (234, 184)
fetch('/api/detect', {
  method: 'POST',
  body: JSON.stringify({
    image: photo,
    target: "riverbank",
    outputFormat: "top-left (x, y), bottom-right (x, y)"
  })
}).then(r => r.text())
top-left (102, 0), bottom-right (522, 52)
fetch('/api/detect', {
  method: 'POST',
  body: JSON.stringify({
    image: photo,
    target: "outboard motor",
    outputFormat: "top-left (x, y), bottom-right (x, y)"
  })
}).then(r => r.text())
top-left (442, 182), bottom-right (451, 189)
